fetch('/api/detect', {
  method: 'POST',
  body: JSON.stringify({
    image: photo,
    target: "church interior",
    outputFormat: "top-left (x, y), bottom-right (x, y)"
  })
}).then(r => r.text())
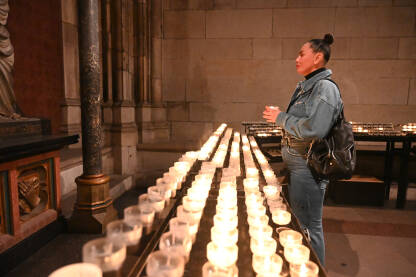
top-left (0, 0), bottom-right (415, 276)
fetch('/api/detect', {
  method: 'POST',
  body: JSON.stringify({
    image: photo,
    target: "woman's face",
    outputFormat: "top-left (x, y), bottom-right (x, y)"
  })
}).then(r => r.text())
top-left (295, 42), bottom-right (322, 76)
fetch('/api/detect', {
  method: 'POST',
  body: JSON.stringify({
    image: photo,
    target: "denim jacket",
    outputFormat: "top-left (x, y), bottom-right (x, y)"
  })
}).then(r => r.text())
top-left (276, 69), bottom-right (343, 141)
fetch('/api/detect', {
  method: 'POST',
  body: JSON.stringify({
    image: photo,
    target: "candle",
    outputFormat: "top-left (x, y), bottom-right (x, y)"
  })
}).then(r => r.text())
top-left (247, 204), bottom-right (266, 217)
top-left (249, 224), bottom-right (272, 240)
top-left (207, 242), bottom-right (238, 268)
top-left (187, 186), bottom-right (208, 201)
top-left (213, 214), bottom-right (238, 230)
top-left (250, 237), bottom-right (277, 256)
top-left (246, 167), bottom-right (259, 178)
top-left (202, 262), bottom-right (238, 277)
top-left (82, 238), bottom-right (126, 273)
top-left (290, 261), bottom-right (319, 277)
top-left (177, 205), bottom-right (203, 222)
top-left (148, 185), bottom-right (172, 200)
top-left (159, 232), bottom-right (192, 261)
top-left (216, 204), bottom-right (238, 217)
top-left (243, 178), bottom-right (259, 190)
top-left (169, 217), bottom-right (191, 239)
top-left (263, 185), bottom-right (279, 199)
top-left (146, 250), bottom-right (185, 277)
top-left (106, 219), bottom-right (143, 246)
top-left (133, 202), bottom-right (155, 225)
top-left (252, 254), bottom-right (283, 275)
top-left (211, 226), bottom-right (238, 246)
top-left (247, 214), bottom-right (269, 226)
top-left (284, 244), bottom-right (310, 265)
top-left (272, 210), bottom-right (291, 225)
top-left (183, 195), bottom-right (205, 212)
top-left (279, 230), bottom-right (303, 248)
top-left (48, 263), bottom-right (102, 277)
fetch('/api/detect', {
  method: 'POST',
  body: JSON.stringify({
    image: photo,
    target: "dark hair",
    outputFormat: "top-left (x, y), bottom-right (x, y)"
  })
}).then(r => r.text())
top-left (309, 33), bottom-right (334, 63)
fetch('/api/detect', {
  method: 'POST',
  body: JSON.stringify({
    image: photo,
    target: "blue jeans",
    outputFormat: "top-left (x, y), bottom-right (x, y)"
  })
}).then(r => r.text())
top-left (282, 146), bottom-right (327, 266)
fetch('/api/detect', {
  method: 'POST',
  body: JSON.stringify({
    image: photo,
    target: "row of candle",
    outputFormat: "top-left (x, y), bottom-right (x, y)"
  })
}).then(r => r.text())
top-left (212, 128), bottom-right (233, 168)
top-left (48, 142), bottom-right (206, 277)
top-left (228, 132), bottom-right (242, 176)
top-left (147, 161), bottom-right (217, 277)
top-left (253, 137), bottom-right (321, 276)
top-left (240, 135), bottom-right (283, 276)
top-left (203, 130), bottom-right (242, 277)
top-left (147, 126), bottom-right (235, 277)
top-left (204, 170), bottom-right (239, 276)
top-left (198, 124), bottom-right (228, 160)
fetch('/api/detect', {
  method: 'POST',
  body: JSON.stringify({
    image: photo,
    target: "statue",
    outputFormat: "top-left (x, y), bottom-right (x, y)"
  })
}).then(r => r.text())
top-left (0, 0), bottom-right (20, 119)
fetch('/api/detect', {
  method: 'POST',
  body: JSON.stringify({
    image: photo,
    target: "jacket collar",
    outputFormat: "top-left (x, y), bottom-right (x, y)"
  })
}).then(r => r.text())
top-left (297, 69), bottom-right (332, 94)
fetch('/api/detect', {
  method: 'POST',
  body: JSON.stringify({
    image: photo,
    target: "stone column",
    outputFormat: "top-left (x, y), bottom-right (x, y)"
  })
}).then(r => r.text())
top-left (111, 0), bottom-right (138, 175)
top-left (136, 0), bottom-right (169, 144)
top-left (69, 0), bottom-right (116, 233)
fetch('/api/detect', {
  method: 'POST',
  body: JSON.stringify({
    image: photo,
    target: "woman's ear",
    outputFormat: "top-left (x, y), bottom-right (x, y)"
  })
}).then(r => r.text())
top-left (313, 52), bottom-right (324, 66)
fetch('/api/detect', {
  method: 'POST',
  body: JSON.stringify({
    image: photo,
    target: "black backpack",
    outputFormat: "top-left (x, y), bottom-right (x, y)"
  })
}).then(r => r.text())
top-left (306, 79), bottom-right (356, 181)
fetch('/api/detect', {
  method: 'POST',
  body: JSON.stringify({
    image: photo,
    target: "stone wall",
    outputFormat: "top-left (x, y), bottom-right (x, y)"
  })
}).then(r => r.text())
top-left (162, 0), bottom-right (416, 144)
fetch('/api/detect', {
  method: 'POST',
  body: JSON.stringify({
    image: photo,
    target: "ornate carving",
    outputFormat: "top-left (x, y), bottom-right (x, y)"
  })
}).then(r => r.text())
top-left (17, 164), bottom-right (49, 221)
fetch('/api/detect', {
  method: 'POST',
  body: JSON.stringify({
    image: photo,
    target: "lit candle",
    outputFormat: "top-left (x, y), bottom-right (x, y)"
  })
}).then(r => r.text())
top-left (49, 263), bottom-right (102, 277)
top-left (290, 261), bottom-right (319, 277)
top-left (159, 232), bottom-right (192, 261)
top-left (202, 262), bottom-right (238, 277)
top-left (272, 210), bottom-right (291, 225)
top-left (252, 254), bottom-right (283, 275)
top-left (279, 230), bottom-right (303, 248)
top-left (263, 185), bottom-right (279, 199)
top-left (177, 205), bottom-right (203, 222)
top-left (82, 238), bottom-right (126, 273)
top-left (213, 214), bottom-right (238, 230)
top-left (211, 226), bottom-right (238, 246)
top-left (216, 204), bottom-right (238, 217)
top-left (146, 250), bottom-right (185, 277)
top-left (182, 195), bottom-right (205, 212)
top-left (249, 224), bottom-right (272, 240)
top-left (250, 237), bottom-right (277, 256)
top-left (247, 214), bottom-right (269, 227)
top-left (106, 219), bottom-right (143, 246)
top-left (188, 186), bottom-right (208, 201)
top-left (284, 244), bottom-right (310, 265)
top-left (247, 204), bottom-right (266, 217)
top-left (206, 242), bottom-right (238, 269)
top-left (246, 167), bottom-right (259, 178)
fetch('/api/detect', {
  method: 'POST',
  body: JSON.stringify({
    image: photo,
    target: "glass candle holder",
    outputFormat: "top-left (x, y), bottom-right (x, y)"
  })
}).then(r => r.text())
top-left (220, 181), bottom-right (237, 190)
top-left (250, 237), bottom-right (277, 256)
top-left (222, 167), bottom-right (237, 177)
top-left (48, 263), bottom-right (102, 277)
top-left (246, 167), bottom-right (259, 178)
top-left (182, 195), bottom-right (205, 212)
top-left (219, 187), bottom-right (237, 198)
top-left (216, 204), bottom-right (238, 217)
top-left (159, 231), bottom-right (192, 261)
top-left (177, 205), bottom-right (203, 222)
top-left (169, 217), bottom-right (191, 239)
top-left (247, 204), bottom-right (266, 217)
top-left (149, 185), bottom-right (172, 201)
top-left (249, 225), bottom-right (273, 240)
top-left (211, 225), bottom-right (238, 246)
top-left (139, 193), bottom-right (165, 213)
top-left (289, 261), bottom-right (319, 277)
top-left (146, 250), bottom-right (185, 277)
top-left (217, 196), bottom-right (237, 209)
top-left (202, 262), bottom-right (238, 277)
top-left (187, 186), bottom-right (209, 201)
top-left (272, 210), bottom-right (291, 225)
top-left (243, 178), bottom-right (259, 190)
top-left (82, 238), bottom-right (126, 273)
top-left (106, 219), bottom-right (143, 246)
top-left (284, 244), bottom-right (310, 265)
top-left (136, 202), bottom-right (155, 225)
top-left (268, 202), bottom-right (287, 214)
top-left (279, 230), bottom-right (303, 248)
top-left (263, 185), bottom-right (279, 199)
top-left (247, 214), bottom-right (269, 227)
top-left (213, 214), bottom-right (238, 230)
top-left (252, 254), bottom-right (283, 275)
top-left (207, 242), bottom-right (238, 269)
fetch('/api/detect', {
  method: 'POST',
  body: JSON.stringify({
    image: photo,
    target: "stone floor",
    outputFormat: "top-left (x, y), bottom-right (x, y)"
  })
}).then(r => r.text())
top-left (4, 184), bottom-right (416, 277)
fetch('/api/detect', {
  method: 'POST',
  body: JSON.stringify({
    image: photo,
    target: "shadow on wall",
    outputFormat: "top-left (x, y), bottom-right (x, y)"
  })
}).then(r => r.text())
top-left (325, 231), bottom-right (360, 276)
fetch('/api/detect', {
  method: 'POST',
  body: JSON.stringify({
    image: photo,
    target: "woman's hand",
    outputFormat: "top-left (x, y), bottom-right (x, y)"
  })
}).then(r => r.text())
top-left (263, 106), bottom-right (281, 123)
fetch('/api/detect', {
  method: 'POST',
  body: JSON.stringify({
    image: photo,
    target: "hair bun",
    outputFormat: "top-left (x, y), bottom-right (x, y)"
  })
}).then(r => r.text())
top-left (323, 33), bottom-right (334, 45)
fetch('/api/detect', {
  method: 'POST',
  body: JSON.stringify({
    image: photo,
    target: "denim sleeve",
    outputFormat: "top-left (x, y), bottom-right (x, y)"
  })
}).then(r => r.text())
top-left (276, 80), bottom-right (341, 139)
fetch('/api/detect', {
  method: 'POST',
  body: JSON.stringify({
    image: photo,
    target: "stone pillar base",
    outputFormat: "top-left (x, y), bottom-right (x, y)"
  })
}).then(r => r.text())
top-left (136, 105), bottom-right (170, 143)
top-left (68, 174), bottom-right (117, 233)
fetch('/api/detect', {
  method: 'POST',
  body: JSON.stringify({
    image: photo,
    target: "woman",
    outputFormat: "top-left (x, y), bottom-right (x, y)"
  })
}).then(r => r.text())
top-left (263, 33), bottom-right (342, 266)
